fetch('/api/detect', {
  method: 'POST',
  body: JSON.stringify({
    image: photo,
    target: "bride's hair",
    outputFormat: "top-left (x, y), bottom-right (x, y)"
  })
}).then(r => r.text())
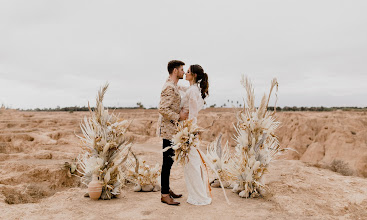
top-left (190, 64), bottom-right (209, 99)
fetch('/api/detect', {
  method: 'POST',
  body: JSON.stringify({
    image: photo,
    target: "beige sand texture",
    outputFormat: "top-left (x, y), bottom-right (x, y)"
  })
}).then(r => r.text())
top-left (1, 108), bottom-right (367, 219)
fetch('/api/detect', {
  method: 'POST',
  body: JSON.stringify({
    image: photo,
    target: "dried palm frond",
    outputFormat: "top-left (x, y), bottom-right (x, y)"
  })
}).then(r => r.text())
top-left (124, 149), bottom-right (161, 192)
top-left (240, 75), bottom-right (255, 112)
top-left (206, 134), bottom-right (232, 188)
top-left (76, 83), bottom-right (132, 200)
top-left (226, 76), bottom-right (287, 198)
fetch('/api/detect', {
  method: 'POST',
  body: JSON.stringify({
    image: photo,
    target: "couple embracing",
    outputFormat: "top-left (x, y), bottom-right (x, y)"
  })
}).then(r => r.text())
top-left (157, 60), bottom-right (210, 206)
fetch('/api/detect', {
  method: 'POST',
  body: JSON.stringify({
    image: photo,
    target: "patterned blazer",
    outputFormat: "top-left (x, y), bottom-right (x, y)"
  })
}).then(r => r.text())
top-left (157, 77), bottom-right (181, 140)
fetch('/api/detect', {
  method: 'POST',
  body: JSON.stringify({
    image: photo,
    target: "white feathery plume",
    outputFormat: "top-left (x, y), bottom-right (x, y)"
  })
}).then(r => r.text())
top-left (225, 76), bottom-right (288, 198)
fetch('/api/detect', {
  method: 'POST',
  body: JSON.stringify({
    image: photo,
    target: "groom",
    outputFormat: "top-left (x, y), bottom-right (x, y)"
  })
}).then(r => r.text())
top-left (158, 60), bottom-right (188, 205)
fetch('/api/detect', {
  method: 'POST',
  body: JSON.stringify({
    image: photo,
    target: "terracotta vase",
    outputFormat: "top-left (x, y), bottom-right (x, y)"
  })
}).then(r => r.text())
top-left (88, 174), bottom-right (102, 200)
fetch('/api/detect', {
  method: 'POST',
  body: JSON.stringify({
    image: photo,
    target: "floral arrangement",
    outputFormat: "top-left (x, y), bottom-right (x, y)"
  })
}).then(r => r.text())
top-left (206, 134), bottom-right (232, 188)
top-left (166, 119), bottom-right (204, 165)
top-left (226, 76), bottom-right (289, 198)
top-left (124, 149), bottom-right (161, 192)
top-left (76, 83), bottom-right (132, 200)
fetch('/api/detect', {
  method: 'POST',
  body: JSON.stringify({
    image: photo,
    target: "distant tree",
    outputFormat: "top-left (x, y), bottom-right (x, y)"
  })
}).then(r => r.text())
top-left (136, 102), bottom-right (144, 109)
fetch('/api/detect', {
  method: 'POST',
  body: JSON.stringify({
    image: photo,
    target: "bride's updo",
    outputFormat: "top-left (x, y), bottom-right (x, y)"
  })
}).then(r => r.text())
top-left (190, 64), bottom-right (209, 99)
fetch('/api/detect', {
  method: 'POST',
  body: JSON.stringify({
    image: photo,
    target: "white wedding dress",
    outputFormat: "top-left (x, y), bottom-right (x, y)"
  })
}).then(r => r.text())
top-left (179, 84), bottom-right (212, 205)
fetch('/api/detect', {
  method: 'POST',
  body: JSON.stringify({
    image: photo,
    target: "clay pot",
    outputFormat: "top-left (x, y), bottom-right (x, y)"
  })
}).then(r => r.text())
top-left (88, 174), bottom-right (102, 200)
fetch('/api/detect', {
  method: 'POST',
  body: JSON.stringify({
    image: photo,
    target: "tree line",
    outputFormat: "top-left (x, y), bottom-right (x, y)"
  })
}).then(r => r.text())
top-left (15, 105), bottom-right (367, 112)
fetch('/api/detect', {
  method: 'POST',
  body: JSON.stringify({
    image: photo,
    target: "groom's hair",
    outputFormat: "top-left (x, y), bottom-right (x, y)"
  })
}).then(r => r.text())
top-left (167, 60), bottom-right (185, 74)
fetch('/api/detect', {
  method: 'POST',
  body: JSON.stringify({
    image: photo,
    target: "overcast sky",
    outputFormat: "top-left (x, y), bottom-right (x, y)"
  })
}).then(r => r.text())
top-left (1, 0), bottom-right (366, 109)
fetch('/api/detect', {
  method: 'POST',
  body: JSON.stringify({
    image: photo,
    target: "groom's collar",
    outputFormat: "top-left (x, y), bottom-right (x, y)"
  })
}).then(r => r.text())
top-left (167, 76), bottom-right (178, 86)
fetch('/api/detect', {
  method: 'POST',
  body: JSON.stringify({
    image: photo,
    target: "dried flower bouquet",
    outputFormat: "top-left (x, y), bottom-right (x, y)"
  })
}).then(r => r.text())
top-left (76, 83), bottom-right (132, 200)
top-left (226, 76), bottom-right (289, 198)
top-left (124, 149), bottom-right (161, 192)
top-left (166, 119), bottom-right (204, 165)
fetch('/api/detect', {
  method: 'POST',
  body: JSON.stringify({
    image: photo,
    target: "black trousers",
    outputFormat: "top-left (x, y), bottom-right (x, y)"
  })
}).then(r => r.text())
top-left (161, 139), bottom-right (175, 194)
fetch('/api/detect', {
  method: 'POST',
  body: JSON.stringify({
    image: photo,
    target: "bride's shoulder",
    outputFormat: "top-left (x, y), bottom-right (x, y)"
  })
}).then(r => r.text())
top-left (187, 85), bottom-right (201, 99)
top-left (192, 84), bottom-right (201, 93)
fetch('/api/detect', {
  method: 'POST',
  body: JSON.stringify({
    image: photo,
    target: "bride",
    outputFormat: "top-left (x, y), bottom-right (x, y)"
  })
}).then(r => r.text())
top-left (179, 64), bottom-right (211, 205)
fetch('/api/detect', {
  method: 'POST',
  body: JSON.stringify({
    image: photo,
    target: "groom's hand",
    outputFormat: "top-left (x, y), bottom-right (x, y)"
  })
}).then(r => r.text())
top-left (179, 111), bottom-right (188, 121)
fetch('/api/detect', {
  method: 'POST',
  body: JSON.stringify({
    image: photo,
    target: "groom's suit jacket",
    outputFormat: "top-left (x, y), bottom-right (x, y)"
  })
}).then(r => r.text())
top-left (158, 77), bottom-right (181, 140)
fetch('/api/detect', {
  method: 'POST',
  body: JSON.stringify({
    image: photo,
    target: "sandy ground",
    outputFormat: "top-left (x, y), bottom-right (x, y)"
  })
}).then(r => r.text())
top-left (1, 109), bottom-right (367, 219)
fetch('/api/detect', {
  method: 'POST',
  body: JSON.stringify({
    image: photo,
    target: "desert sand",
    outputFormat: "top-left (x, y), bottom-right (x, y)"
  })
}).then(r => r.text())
top-left (1, 108), bottom-right (367, 219)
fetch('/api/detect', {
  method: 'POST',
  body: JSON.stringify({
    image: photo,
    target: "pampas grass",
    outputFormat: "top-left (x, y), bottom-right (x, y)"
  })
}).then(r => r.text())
top-left (226, 76), bottom-right (288, 198)
top-left (76, 83), bottom-right (132, 200)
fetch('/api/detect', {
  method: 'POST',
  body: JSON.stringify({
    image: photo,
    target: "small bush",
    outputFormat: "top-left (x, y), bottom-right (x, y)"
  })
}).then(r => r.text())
top-left (330, 159), bottom-right (353, 176)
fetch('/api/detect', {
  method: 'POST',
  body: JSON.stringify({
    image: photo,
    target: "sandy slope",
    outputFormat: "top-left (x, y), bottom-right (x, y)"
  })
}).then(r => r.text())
top-left (0, 109), bottom-right (367, 219)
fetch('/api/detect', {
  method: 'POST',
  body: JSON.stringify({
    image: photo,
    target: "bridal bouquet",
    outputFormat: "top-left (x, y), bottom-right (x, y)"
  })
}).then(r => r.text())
top-left (124, 149), bottom-right (161, 192)
top-left (76, 83), bottom-right (132, 200)
top-left (226, 76), bottom-right (289, 198)
top-left (167, 119), bottom-right (204, 165)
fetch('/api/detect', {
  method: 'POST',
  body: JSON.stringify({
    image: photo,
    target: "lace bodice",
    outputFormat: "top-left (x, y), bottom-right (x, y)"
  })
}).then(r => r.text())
top-left (179, 84), bottom-right (204, 123)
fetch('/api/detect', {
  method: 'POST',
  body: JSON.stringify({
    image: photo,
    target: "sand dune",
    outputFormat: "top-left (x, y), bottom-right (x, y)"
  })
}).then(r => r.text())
top-left (0, 108), bottom-right (366, 219)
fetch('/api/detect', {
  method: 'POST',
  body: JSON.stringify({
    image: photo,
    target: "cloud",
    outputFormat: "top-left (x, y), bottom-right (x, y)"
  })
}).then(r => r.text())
top-left (0, 0), bottom-right (366, 109)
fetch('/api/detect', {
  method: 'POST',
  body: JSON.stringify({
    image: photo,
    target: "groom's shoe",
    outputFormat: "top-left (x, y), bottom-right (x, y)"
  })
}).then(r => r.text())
top-left (169, 189), bottom-right (182, 198)
top-left (161, 195), bottom-right (180, 205)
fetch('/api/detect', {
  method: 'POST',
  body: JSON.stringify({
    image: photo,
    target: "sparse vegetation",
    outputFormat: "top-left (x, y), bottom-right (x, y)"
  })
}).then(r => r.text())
top-left (18, 105), bottom-right (147, 112)
top-left (270, 106), bottom-right (367, 112)
top-left (207, 105), bottom-right (367, 112)
top-left (136, 102), bottom-right (144, 109)
top-left (8, 104), bottom-right (367, 112)
top-left (329, 159), bottom-right (353, 176)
